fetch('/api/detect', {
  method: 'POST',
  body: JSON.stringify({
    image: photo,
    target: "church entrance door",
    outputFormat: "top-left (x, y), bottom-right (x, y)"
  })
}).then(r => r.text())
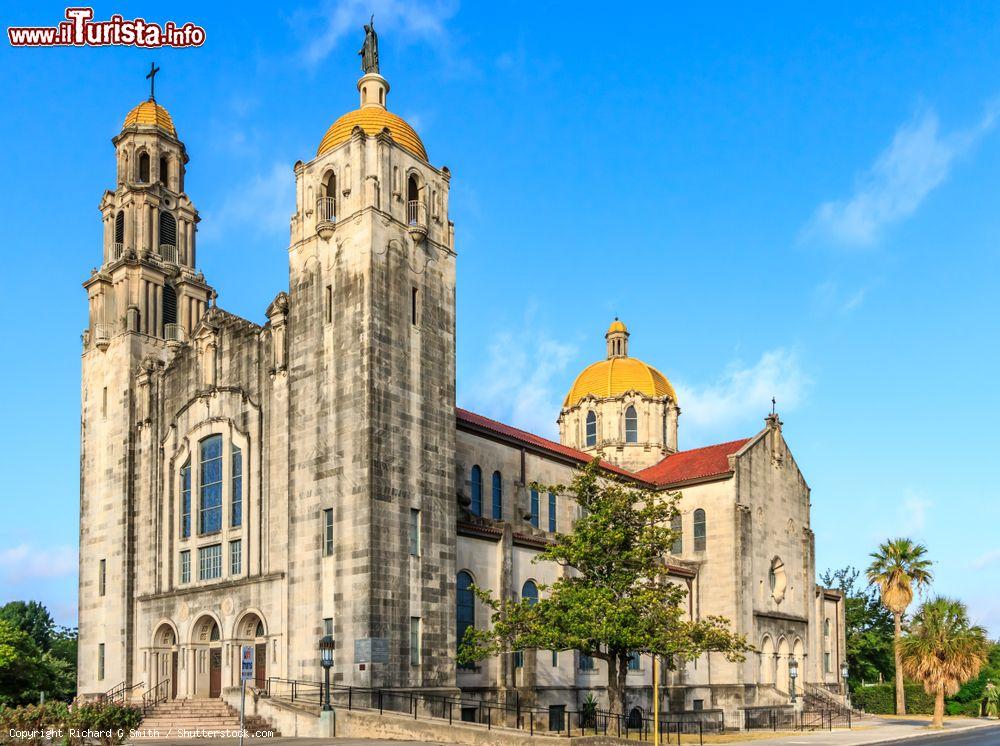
top-left (171, 652), bottom-right (178, 699)
top-left (209, 649), bottom-right (222, 698)
top-left (255, 643), bottom-right (267, 689)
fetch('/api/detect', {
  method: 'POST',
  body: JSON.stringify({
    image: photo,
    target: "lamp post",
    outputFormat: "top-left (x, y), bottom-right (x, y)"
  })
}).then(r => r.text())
top-left (789, 657), bottom-right (798, 705)
top-left (319, 635), bottom-right (335, 711)
top-left (841, 661), bottom-right (850, 700)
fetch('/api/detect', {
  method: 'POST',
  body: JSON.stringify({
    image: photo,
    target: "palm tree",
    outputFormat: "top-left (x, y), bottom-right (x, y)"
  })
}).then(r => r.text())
top-left (867, 538), bottom-right (933, 714)
top-left (898, 598), bottom-right (990, 728)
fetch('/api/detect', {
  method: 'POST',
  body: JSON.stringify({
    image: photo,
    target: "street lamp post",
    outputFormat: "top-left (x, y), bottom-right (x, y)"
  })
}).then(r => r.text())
top-left (319, 635), bottom-right (335, 711)
top-left (789, 658), bottom-right (798, 705)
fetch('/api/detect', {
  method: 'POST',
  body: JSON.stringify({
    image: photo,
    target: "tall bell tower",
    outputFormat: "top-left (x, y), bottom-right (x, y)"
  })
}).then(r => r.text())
top-left (281, 30), bottom-right (458, 691)
top-left (78, 75), bottom-right (213, 695)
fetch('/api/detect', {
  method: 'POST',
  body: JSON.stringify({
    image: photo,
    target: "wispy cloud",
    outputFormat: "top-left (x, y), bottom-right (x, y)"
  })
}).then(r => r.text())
top-left (459, 317), bottom-right (577, 439)
top-left (898, 489), bottom-right (933, 536)
top-left (0, 543), bottom-right (76, 582)
top-left (674, 349), bottom-right (810, 443)
top-left (804, 102), bottom-right (999, 247)
top-left (293, 0), bottom-right (460, 67)
top-left (972, 549), bottom-right (1000, 571)
top-left (201, 162), bottom-right (295, 242)
top-left (813, 280), bottom-right (872, 315)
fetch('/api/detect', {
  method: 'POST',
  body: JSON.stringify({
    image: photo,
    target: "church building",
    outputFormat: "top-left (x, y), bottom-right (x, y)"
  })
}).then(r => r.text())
top-left (78, 41), bottom-right (846, 726)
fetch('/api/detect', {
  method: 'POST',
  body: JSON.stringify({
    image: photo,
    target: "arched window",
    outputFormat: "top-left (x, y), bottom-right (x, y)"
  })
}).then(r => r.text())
top-left (199, 435), bottom-right (223, 534)
top-left (456, 571), bottom-right (475, 660)
top-left (114, 211), bottom-right (125, 244)
top-left (320, 171), bottom-right (337, 222)
top-left (625, 406), bottom-right (638, 443)
top-left (628, 707), bottom-right (643, 729)
top-left (492, 471), bottom-right (503, 520)
top-left (670, 514), bottom-right (682, 554)
top-left (159, 156), bottom-right (169, 186)
top-left (824, 618), bottom-right (831, 637)
top-left (138, 152), bottom-right (150, 183)
top-left (585, 411), bottom-right (597, 447)
top-left (159, 211), bottom-right (177, 259)
top-left (693, 508), bottom-right (706, 551)
top-left (231, 443), bottom-right (242, 527)
top-left (470, 465), bottom-right (482, 516)
top-left (521, 580), bottom-right (538, 605)
top-left (407, 175), bottom-right (419, 225)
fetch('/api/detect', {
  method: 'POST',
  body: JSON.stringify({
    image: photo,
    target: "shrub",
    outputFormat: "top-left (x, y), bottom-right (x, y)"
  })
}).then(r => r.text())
top-left (851, 682), bottom-right (936, 714)
top-left (0, 700), bottom-right (142, 745)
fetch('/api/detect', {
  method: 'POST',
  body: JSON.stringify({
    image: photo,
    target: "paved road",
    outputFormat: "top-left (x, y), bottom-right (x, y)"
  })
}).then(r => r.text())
top-left (885, 723), bottom-right (1000, 744)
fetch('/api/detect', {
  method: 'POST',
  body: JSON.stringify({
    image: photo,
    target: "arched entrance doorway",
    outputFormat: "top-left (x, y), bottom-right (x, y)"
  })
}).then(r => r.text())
top-left (152, 622), bottom-right (179, 699)
top-left (234, 611), bottom-right (268, 689)
top-left (759, 636), bottom-right (775, 686)
top-left (776, 637), bottom-right (790, 693)
top-left (192, 616), bottom-right (223, 698)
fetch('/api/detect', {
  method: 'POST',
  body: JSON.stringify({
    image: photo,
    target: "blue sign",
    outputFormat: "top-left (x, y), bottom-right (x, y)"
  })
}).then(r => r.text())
top-left (240, 645), bottom-right (254, 682)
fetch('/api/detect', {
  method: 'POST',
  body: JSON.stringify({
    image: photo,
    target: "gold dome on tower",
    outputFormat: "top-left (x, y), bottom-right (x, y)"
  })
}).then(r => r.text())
top-left (122, 99), bottom-right (176, 137)
top-left (317, 108), bottom-right (426, 161)
top-left (563, 320), bottom-right (676, 408)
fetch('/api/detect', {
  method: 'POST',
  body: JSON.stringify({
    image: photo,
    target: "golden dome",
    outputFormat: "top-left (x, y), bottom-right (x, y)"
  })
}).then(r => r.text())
top-left (122, 99), bottom-right (176, 136)
top-left (564, 356), bottom-right (676, 408)
top-left (607, 319), bottom-right (627, 334)
top-left (317, 108), bottom-right (427, 161)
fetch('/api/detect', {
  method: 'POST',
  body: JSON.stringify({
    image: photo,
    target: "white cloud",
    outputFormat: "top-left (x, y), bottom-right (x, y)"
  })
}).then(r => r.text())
top-left (294, 0), bottom-right (460, 67)
top-left (674, 349), bottom-right (810, 442)
top-left (459, 319), bottom-right (577, 440)
top-left (201, 162), bottom-right (295, 242)
top-left (804, 102), bottom-right (998, 247)
top-left (814, 280), bottom-right (871, 314)
top-left (972, 549), bottom-right (1000, 571)
top-left (0, 543), bottom-right (76, 582)
top-left (897, 489), bottom-right (933, 536)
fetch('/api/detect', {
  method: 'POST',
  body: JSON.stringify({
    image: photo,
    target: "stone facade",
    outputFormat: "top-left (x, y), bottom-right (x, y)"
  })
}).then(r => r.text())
top-left (78, 59), bottom-right (845, 727)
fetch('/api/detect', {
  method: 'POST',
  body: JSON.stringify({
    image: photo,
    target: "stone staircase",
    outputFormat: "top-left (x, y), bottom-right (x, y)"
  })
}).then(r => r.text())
top-left (131, 698), bottom-right (278, 740)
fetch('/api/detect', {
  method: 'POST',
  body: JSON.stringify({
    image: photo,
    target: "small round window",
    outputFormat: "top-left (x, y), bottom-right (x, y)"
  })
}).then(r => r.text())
top-left (769, 557), bottom-right (787, 603)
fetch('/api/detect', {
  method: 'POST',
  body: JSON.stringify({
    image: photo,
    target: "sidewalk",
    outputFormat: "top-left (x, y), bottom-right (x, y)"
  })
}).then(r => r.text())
top-left (723, 717), bottom-right (999, 745)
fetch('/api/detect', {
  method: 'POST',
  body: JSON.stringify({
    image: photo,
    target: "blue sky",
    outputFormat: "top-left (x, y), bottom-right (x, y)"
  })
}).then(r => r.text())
top-left (1, 2), bottom-right (997, 635)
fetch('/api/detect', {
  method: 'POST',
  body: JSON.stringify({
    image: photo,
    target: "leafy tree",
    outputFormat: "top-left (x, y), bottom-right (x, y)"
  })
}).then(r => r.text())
top-left (0, 609), bottom-right (78, 705)
top-left (899, 597), bottom-right (990, 728)
top-left (0, 619), bottom-right (46, 706)
top-left (985, 680), bottom-right (1000, 718)
top-left (0, 601), bottom-right (55, 652)
top-left (866, 538), bottom-right (933, 714)
top-left (820, 566), bottom-right (894, 685)
top-left (457, 459), bottom-right (751, 715)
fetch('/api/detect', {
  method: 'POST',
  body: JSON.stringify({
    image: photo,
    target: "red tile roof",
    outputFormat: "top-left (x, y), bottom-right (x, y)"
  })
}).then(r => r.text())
top-left (455, 408), bottom-right (636, 478)
top-left (636, 438), bottom-right (750, 486)
top-left (456, 407), bottom-right (750, 488)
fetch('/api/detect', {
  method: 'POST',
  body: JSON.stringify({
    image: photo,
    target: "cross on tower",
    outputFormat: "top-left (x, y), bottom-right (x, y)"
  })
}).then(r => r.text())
top-left (146, 62), bottom-right (160, 101)
top-left (771, 397), bottom-right (777, 415)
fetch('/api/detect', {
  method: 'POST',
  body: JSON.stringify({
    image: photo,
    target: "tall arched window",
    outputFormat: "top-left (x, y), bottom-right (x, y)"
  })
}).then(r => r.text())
top-left (407, 175), bottom-right (419, 225)
top-left (670, 514), bottom-right (682, 554)
top-left (231, 444), bottom-right (242, 527)
top-left (159, 156), bottom-right (169, 186)
top-left (470, 465), bottom-right (482, 516)
top-left (457, 571), bottom-right (475, 661)
top-left (492, 471), bottom-right (503, 520)
top-left (180, 459), bottom-right (191, 538)
top-left (693, 508), bottom-right (706, 551)
top-left (585, 411), bottom-right (597, 447)
top-left (320, 171), bottom-right (337, 222)
top-left (824, 618), bottom-right (831, 637)
top-left (138, 152), bottom-right (150, 183)
top-left (162, 284), bottom-right (177, 326)
top-left (114, 211), bottom-right (125, 244)
top-left (521, 580), bottom-right (538, 605)
top-left (625, 406), bottom-right (638, 443)
top-left (199, 435), bottom-right (223, 534)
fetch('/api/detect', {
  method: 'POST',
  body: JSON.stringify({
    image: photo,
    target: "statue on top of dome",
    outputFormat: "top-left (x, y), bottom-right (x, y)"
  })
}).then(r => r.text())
top-left (359, 16), bottom-right (379, 74)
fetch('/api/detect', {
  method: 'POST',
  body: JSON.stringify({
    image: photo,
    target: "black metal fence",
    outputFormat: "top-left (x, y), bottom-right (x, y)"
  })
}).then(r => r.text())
top-left (263, 677), bottom-right (722, 743)
top-left (743, 706), bottom-right (851, 732)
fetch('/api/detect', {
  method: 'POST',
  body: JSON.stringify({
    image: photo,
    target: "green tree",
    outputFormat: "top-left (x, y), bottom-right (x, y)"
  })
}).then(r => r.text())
top-left (457, 459), bottom-right (751, 715)
top-left (0, 619), bottom-right (46, 705)
top-left (898, 597), bottom-right (990, 728)
top-left (866, 538), bottom-right (933, 714)
top-left (0, 601), bottom-right (55, 652)
top-left (820, 566), bottom-right (895, 685)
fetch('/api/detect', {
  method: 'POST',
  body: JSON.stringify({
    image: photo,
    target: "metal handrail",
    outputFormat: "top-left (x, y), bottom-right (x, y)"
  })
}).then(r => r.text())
top-left (407, 199), bottom-right (420, 226)
top-left (94, 323), bottom-right (115, 342)
top-left (316, 196), bottom-right (336, 224)
top-left (159, 243), bottom-right (178, 264)
top-left (141, 678), bottom-right (170, 714)
top-left (111, 242), bottom-right (125, 261)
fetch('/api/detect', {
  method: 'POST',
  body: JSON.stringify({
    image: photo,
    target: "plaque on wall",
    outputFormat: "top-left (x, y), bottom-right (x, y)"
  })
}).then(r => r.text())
top-left (354, 637), bottom-right (389, 663)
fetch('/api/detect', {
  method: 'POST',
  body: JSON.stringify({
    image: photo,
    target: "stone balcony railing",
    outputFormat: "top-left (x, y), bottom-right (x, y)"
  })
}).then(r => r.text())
top-left (159, 243), bottom-right (178, 264)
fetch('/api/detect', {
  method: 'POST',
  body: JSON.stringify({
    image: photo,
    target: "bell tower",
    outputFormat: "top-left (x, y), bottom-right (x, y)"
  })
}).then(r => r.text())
top-left (281, 32), bottom-right (457, 691)
top-left (78, 74), bottom-right (213, 695)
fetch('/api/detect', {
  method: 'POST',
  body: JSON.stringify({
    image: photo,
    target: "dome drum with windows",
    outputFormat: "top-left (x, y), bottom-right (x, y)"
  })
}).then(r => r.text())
top-left (558, 320), bottom-right (681, 472)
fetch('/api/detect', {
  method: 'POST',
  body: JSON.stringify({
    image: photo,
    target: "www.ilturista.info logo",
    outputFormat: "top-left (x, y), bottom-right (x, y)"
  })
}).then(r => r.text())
top-left (8, 7), bottom-right (206, 47)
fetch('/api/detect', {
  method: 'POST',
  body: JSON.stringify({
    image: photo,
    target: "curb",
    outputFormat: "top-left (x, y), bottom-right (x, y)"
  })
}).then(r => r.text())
top-left (849, 721), bottom-right (999, 745)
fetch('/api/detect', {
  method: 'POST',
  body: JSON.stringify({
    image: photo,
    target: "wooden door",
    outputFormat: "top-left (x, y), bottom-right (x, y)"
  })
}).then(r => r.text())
top-left (170, 652), bottom-right (178, 699)
top-left (254, 643), bottom-right (267, 689)
top-left (209, 649), bottom-right (222, 698)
